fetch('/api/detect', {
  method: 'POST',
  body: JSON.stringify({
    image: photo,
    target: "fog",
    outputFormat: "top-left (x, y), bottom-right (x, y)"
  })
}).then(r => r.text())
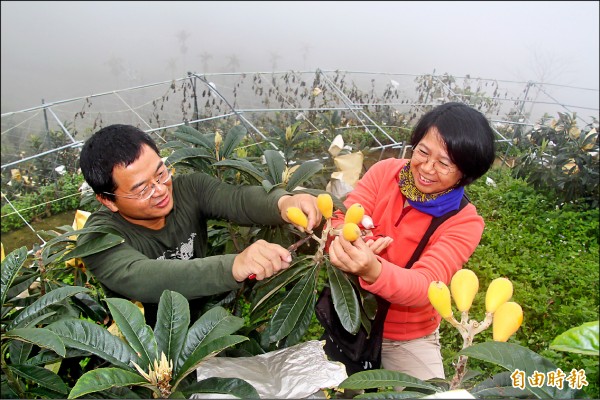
top-left (1, 1), bottom-right (599, 114)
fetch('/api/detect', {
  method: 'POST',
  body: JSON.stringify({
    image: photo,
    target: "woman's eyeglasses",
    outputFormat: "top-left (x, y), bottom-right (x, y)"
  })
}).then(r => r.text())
top-left (412, 146), bottom-right (456, 175)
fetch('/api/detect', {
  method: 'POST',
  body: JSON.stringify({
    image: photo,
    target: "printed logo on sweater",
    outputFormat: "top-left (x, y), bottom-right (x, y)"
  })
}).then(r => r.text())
top-left (157, 233), bottom-right (196, 260)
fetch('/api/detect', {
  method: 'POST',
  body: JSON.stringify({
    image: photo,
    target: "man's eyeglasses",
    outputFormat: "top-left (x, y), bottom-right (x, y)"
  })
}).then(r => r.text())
top-left (411, 146), bottom-right (456, 175)
top-left (104, 167), bottom-right (172, 201)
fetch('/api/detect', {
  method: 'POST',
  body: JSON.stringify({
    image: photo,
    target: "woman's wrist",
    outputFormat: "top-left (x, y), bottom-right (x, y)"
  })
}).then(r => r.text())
top-left (361, 259), bottom-right (382, 284)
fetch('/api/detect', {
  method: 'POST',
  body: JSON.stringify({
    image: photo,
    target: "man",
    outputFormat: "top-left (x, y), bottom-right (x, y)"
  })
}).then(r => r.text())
top-left (78, 124), bottom-right (320, 326)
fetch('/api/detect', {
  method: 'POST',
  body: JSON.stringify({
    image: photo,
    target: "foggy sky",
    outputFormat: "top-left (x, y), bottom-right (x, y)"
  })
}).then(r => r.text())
top-left (1, 1), bottom-right (599, 114)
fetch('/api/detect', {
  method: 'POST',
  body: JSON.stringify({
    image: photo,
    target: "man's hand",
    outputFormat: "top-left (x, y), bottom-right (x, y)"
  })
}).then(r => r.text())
top-left (232, 240), bottom-right (292, 282)
top-left (278, 194), bottom-right (321, 232)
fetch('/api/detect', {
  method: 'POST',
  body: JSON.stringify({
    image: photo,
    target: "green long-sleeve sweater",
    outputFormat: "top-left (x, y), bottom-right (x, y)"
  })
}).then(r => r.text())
top-left (80, 172), bottom-right (288, 325)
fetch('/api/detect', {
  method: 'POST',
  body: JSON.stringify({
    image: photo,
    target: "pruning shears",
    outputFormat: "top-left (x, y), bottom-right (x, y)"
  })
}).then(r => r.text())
top-left (247, 234), bottom-right (313, 280)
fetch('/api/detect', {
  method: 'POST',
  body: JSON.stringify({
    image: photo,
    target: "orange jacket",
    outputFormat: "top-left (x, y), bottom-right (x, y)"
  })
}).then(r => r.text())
top-left (335, 158), bottom-right (484, 341)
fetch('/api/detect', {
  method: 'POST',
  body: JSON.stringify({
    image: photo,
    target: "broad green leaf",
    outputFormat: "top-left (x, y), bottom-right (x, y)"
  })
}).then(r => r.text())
top-left (1, 380), bottom-right (19, 398)
top-left (249, 290), bottom-right (288, 323)
top-left (339, 369), bottom-right (440, 392)
top-left (42, 225), bottom-right (122, 248)
top-left (154, 291), bottom-right (190, 368)
top-left (68, 368), bottom-right (150, 399)
top-left (83, 386), bottom-right (144, 399)
top-left (280, 289), bottom-right (316, 347)
top-left (459, 341), bottom-right (579, 399)
top-left (470, 371), bottom-right (532, 398)
top-left (9, 338), bottom-right (33, 364)
top-left (8, 364), bottom-right (68, 394)
top-left (9, 312), bottom-right (58, 332)
top-left (26, 348), bottom-right (91, 366)
top-left (550, 321), bottom-right (599, 356)
top-left (47, 319), bottom-right (137, 369)
top-left (175, 335), bottom-right (248, 386)
top-left (179, 377), bottom-right (259, 399)
top-left (261, 179), bottom-right (280, 193)
top-left (263, 149), bottom-right (286, 184)
top-left (8, 286), bottom-right (90, 330)
top-left (61, 233), bottom-right (124, 261)
top-left (251, 256), bottom-right (312, 313)
top-left (41, 226), bottom-right (123, 264)
top-left (166, 147), bottom-right (214, 166)
top-left (105, 298), bottom-right (158, 369)
top-left (327, 264), bottom-right (361, 334)
top-left (213, 159), bottom-right (267, 184)
top-left (269, 265), bottom-right (318, 342)
top-left (285, 161), bottom-right (323, 191)
top-left (173, 125), bottom-right (215, 150)
top-left (4, 273), bottom-right (37, 304)
top-left (4, 328), bottom-right (66, 357)
top-left (1, 246), bottom-right (28, 305)
top-left (220, 125), bottom-right (247, 159)
top-left (27, 386), bottom-right (68, 399)
top-left (177, 306), bottom-right (244, 374)
top-left (71, 292), bottom-right (109, 324)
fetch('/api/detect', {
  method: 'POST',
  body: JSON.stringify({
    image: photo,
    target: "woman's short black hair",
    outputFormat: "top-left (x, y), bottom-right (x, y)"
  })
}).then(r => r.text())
top-left (410, 102), bottom-right (496, 186)
top-left (79, 124), bottom-right (160, 199)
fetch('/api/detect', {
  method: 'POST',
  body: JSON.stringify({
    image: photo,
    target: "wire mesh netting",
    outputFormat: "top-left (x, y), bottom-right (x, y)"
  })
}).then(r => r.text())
top-left (2, 69), bottom-right (598, 249)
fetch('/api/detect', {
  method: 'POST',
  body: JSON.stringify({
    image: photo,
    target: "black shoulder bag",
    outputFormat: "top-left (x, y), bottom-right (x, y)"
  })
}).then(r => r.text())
top-left (315, 196), bottom-right (469, 375)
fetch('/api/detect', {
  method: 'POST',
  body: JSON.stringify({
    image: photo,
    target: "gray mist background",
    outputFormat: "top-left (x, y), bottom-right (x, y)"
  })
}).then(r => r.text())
top-left (1, 1), bottom-right (599, 114)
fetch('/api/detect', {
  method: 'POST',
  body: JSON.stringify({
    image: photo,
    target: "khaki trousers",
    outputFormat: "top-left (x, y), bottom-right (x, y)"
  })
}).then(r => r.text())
top-left (381, 328), bottom-right (445, 382)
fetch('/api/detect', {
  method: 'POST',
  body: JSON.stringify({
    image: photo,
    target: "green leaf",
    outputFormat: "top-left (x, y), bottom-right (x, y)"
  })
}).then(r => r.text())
top-left (339, 369), bottom-right (439, 392)
top-left (61, 233), bottom-right (124, 261)
top-left (459, 341), bottom-right (579, 399)
top-left (549, 321), bottom-right (599, 356)
top-left (9, 339), bottom-right (33, 365)
top-left (166, 147), bottom-right (214, 166)
top-left (68, 368), bottom-right (150, 399)
top-left (173, 125), bottom-right (215, 150)
top-left (41, 226), bottom-right (123, 264)
top-left (261, 178), bottom-right (280, 193)
top-left (220, 125), bottom-right (247, 159)
top-left (47, 319), bottom-right (137, 369)
top-left (285, 161), bottom-right (323, 191)
top-left (179, 377), bottom-right (259, 399)
top-left (213, 159), bottom-right (267, 184)
top-left (176, 306), bottom-right (244, 375)
top-left (8, 286), bottom-right (90, 330)
top-left (263, 149), bottom-right (286, 184)
top-left (26, 348), bottom-right (91, 366)
top-left (8, 364), bottom-right (68, 394)
top-left (327, 264), bottom-right (361, 334)
top-left (104, 298), bottom-right (158, 370)
top-left (269, 265), bottom-right (318, 342)
top-left (280, 289), bottom-right (316, 347)
top-left (175, 335), bottom-right (248, 387)
top-left (154, 291), bottom-right (190, 368)
top-left (1, 246), bottom-right (28, 305)
top-left (470, 371), bottom-right (532, 398)
top-left (4, 328), bottom-right (66, 357)
top-left (251, 257), bottom-right (312, 313)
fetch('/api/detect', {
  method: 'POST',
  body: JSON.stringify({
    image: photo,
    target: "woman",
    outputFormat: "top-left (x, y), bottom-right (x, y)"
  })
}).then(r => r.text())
top-left (328, 102), bottom-right (496, 381)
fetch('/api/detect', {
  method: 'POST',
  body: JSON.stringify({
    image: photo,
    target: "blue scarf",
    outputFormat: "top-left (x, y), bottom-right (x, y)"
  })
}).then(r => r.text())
top-left (399, 161), bottom-right (464, 217)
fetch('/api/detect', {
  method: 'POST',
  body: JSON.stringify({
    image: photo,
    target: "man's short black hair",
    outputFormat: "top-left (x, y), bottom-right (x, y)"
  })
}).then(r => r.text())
top-left (79, 124), bottom-right (160, 199)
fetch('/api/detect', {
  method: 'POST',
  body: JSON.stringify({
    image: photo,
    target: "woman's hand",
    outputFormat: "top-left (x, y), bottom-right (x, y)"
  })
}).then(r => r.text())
top-left (364, 235), bottom-right (394, 255)
top-left (328, 235), bottom-right (384, 284)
